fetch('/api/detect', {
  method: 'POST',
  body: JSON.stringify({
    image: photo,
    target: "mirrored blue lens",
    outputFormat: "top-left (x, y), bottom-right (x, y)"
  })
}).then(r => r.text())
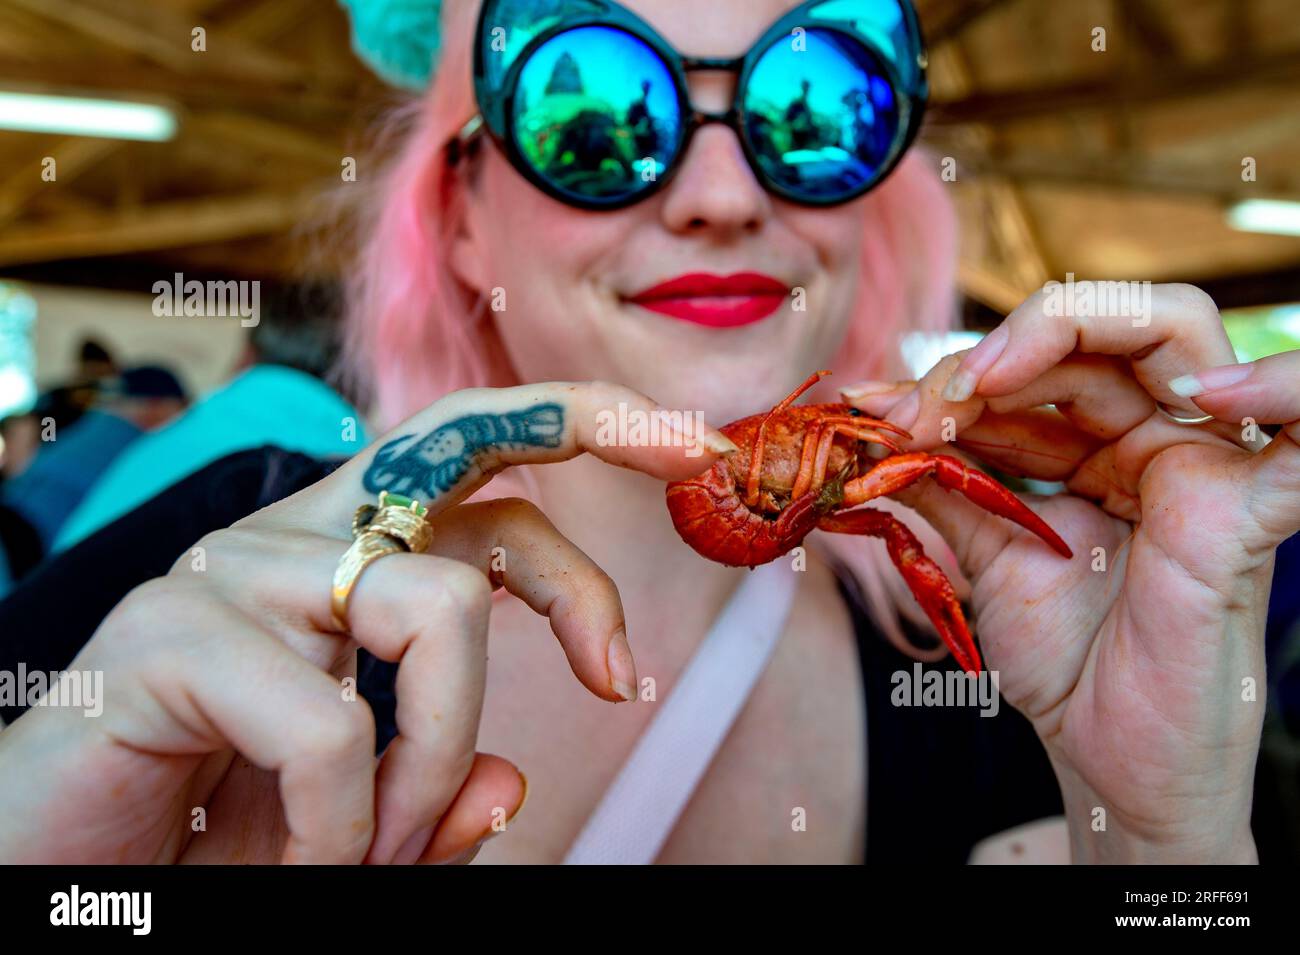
top-left (511, 26), bottom-right (682, 202)
top-left (743, 28), bottom-right (902, 201)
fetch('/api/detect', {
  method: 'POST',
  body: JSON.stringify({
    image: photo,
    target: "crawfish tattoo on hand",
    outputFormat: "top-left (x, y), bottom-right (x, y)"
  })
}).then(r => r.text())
top-left (364, 404), bottom-right (564, 500)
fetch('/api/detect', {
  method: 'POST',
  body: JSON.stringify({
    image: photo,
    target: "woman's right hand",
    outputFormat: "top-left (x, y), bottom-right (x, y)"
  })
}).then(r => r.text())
top-left (0, 382), bottom-right (735, 864)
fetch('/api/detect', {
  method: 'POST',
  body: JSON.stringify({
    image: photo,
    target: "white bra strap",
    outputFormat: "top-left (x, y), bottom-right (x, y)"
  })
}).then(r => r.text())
top-left (562, 560), bottom-right (798, 865)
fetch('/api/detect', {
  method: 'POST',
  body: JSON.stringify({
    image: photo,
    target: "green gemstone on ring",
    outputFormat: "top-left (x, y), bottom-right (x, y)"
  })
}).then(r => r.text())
top-left (379, 490), bottom-right (427, 517)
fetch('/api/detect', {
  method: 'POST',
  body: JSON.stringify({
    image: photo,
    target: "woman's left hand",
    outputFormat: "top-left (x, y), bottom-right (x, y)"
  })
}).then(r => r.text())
top-left (843, 283), bottom-right (1300, 863)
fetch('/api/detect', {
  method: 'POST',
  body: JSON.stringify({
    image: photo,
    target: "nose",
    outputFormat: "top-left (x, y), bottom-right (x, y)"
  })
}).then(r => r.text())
top-left (659, 122), bottom-right (772, 236)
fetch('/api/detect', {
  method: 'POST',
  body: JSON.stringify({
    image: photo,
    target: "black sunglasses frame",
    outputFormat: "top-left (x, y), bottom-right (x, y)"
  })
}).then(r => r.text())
top-left (466, 0), bottom-right (929, 210)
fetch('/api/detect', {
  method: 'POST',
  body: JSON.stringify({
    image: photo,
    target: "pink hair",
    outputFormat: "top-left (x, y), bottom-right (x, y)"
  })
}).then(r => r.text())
top-left (343, 2), bottom-right (962, 656)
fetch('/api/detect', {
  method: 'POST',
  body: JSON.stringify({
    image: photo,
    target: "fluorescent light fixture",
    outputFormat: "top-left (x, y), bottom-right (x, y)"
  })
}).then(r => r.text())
top-left (1226, 199), bottom-right (1300, 237)
top-left (0, 91), bottom-right (176, 141)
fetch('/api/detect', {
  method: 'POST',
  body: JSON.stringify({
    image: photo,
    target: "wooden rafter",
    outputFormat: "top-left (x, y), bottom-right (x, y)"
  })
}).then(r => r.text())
top-left (182, 111), bottom-right (344, 170)
top-left (0, 190), bottom-right (319, 267)
top-left (929, 49), bottom-right (1300, 125)
top-left (950, 151), bottom-right (1300, 202)
top-left (1120, 0), bottom-right (1180, 61)
top-left (0, 138), bottom-right (122, 228)
top-left (6, 0), bottom-right (309, 83)
top-left (930, 33), bottom-right (1052, 313)
top-left (925, 0), bottom-right (1020, 47)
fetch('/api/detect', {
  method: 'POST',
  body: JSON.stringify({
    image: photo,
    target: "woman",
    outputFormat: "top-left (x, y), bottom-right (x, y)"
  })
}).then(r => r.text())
top-left (0, 0), bottom-right (1297, 864)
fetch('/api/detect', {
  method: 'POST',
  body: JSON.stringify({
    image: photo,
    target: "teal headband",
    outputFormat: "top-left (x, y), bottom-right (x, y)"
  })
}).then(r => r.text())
top-left (339, 0), bottom-right (443, 91)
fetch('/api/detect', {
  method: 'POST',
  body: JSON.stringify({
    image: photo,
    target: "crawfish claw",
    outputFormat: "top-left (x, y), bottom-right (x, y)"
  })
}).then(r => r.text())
top-left (818, 508), bottom-right (981, 674)
top-left (843, 452), bottom-right (1073, 559)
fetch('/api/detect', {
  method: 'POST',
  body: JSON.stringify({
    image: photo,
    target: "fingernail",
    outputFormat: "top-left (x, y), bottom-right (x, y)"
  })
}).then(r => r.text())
top-left (701, 429), bottom-right (739, 455)
top-left (607, 627), bottom-right (638, 701)
top-left (840, 380), bottom-right (901, 400)
top-left (943, 324), bottom-right (1009, 402)
top-left (507, 771), bottom-right (529, 825)
top-left (432, 833), bottom-right (492, 865)
top-left (429, 772), bottom-right (527, 865)
top-left (469, 773), bottom-right (530, 845)
top-left (941, 367), bottom-right (978, 403)
top-left (392, 824), bottom-right (436, 866)
top-left (889, 388), bottom-right (921, 431)
top-left (1169, 362), bottom-right (1254, 398)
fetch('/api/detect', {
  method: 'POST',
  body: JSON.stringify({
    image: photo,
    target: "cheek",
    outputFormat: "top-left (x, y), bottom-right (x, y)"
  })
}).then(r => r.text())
top-left (785, 204), bottom-right (867, 340)
top-left (474, 151), bottom-right (629, 376)
top-left (788, 203), bottom-right (865, 277)
top-left (478, 153), bottom-right (594, 279)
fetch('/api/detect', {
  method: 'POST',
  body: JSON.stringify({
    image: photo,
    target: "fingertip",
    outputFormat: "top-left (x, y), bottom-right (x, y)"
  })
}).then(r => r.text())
top-left (510, 771), bottom-right (529, 825)
top-left (889, 389), bottom-right (922, 432)
top-left (840, 380), bottom-right (902, 401)
top-left (634, 443), bottom-right (726, 482)
top-left (702, 429), bottom-right (739, 455)
top-left (606, 626), bottom-right (638, 702)
top-left (421, 754), bottom-right (526, 864)
top-left (841, 382), bottom-right (915, 419)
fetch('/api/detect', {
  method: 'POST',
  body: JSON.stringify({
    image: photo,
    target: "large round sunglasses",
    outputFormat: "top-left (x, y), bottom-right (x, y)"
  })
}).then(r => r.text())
top-left (457, 0), bottom-right (929, 209)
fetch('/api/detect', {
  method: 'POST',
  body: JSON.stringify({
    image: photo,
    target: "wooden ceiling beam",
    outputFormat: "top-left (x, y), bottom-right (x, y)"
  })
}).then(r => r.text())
top-left (7, 0), bottom-right (319, 85)
top-left (0, 137), bottom-right (123, 228)
top-left (949, 150), bottom-right (1300, 202)
top-left (0, 5), bottom-right (86, 57)
top-left (1121, 0), bottom-right (1181, 62)
top-left (929, 49), bottom-right (1300, 125)
top-left (1156, 108), bottom-right (1300, 166)
top-left (182, 111), bottom-right (344, 170)
top-left (925, 0), bottom-right (1020, 47)
top-left (930, 34), bottom-right (1052, 310)
top-left (8, 0), bottom-right (200, 74)
top-left (220, 0), bottom-right (318, 44)
top-left (0, 190), bottom-right (318, 266)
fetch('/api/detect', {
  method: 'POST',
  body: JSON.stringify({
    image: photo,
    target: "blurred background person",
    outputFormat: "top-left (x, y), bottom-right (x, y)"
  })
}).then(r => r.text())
top-left (52, 309), bottom-right (367, 552)
top-left (0, 411), bottom-right (42, 592)
top-left (32, 337), bottom-right (120, 437)
top-left (0, 364), bottom-right (186, 584)
top-left (0, 411), bottom-right (38, 482)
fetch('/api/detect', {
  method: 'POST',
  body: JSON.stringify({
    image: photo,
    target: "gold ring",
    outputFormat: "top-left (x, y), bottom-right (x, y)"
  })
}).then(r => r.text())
top-left (1156, 402), bottom-right (1215, 426)
top-left (330, 491), bottom-right (434, 632)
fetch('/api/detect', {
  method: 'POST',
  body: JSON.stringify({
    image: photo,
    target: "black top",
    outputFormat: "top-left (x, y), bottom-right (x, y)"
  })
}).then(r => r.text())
top-left (0, 445), bottom-right (1067, 862)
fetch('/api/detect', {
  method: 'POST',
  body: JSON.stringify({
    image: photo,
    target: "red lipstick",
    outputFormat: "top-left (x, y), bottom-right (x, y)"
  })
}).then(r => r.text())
top-left (627, 272), bottom-right (790, 328)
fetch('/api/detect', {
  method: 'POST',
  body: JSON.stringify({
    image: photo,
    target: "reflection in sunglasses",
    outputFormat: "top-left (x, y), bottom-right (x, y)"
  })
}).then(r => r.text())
top-left (509, 25), bottom-right (904, 203)
top-left (514, 27), bottom-right (681, 199)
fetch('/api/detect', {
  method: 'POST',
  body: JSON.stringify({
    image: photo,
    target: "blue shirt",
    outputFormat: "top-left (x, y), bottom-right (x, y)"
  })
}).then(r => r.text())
top-left (3, 409), bottom-right (143, 550)
top-left (53, 365), bottom-right (368, 552)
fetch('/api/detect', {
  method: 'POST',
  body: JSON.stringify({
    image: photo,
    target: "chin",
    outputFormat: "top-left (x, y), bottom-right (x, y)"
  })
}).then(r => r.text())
top-left (609, 311), bottom-right (829, 423)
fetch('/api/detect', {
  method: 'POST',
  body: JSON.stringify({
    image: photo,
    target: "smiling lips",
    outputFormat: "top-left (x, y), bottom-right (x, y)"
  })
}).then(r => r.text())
top-left (627, 272), bottom-right (791, 328)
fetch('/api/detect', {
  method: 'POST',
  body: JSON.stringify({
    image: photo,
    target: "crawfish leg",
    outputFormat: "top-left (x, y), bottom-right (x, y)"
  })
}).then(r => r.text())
top-left (792, 424), bottom-right (906, 501)
top-left (817, 414), bottom-right (913, 440)
top-left (746, 371), bottom-right (830, 507)
top-left (789, 423), bottom-right (826, 501)
top-left (842, 452), bottom-right (1072, 558)
top-left (819, 508), bottom-right (981, 674)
